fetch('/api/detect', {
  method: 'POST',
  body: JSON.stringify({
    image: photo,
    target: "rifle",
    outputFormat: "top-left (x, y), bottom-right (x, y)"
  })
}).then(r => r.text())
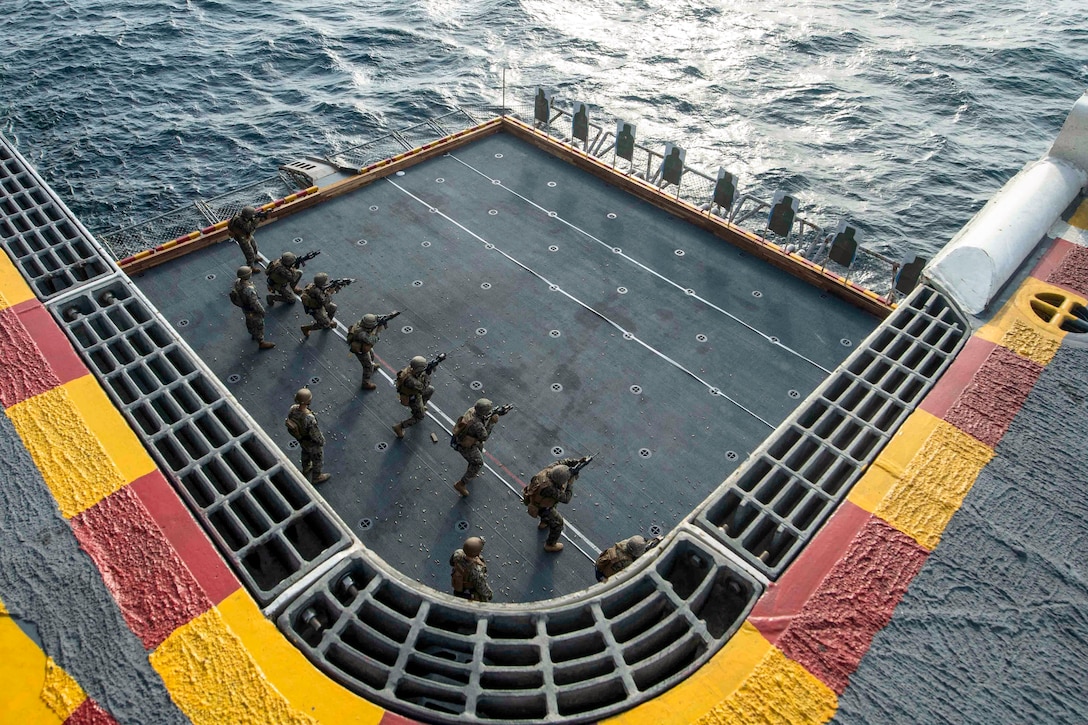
top-left (493, 404), bottom-right (514, 416)
top-left (424, 352), bottom-right (447, 375)
top-left (292, 250), bottom-right (321, 268)
top-left (570, 453), bottom-right (596, 476)
top-left (253, 208), bottom-right (270, 221)
top-left (375, 310), bottom-right (401, 327)
top-left (323, 278), bottom-right (355, 294)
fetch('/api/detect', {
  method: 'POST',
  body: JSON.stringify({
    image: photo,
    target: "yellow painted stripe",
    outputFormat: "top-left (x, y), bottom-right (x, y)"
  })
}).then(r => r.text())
top-left (692, 632), bottom-right (838, 725)
top-left (849, 411), bottom-right (943, 515)
top-left (218, 588), bottom-right (386, 724)
top-left (604, 621), bottom-right (772, 725)
top-left (0, 604), bottom-right (86, 723)
top-left (1069, 198), bottom-right (1088, 230)
top-left (63, 374), bottom-right (157, 484)
top-left (997, 318), bottom-right (1061, 366)
top-left (151, 603), bottom-right (321, 725)
top-left (0, 252), bottom-right (36, 311)
top-left (977, 278), bottom-right (1077, 352)
top-left (872, 416), bottom-right (994, 551)
top-left (7, 378), bottom-right (132, 519)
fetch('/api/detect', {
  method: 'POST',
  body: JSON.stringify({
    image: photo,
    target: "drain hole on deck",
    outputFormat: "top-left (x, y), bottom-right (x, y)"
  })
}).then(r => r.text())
top-left (309, 376), bottom-right (320, 384)
top-left (639, 448), bottom-right (652, 458)
top-left (375, 442), bottom-right (388, 452)
top-left (480, 282), bottom-right (491, 289)
top-left (476, 328), bottom-right (487, 336)
top-left (549, 330), bottom-right (561, 338)
top-left (607, 213), bottom-right (617, 220)
top-left (549, 245), bottom-right (559, 252)
top-left (360, 518), bottom-right (373, 530)
top-left (551, 383), bottom-right (563, 392)
top-left (456, 520), bottom-right (469, 531)
top-left (470, 381), bottom-right (483, 390)
top-left (752, 290), bottom-right (762, 298)
top-left (630, 385), bottom-right (642, 394)
top-left (293, 237), bottom-right (303, 244)
top-left (552, 446), bottom-right (564, 456)
top-left (227, 373), bottom-right (241, 383)
top-left (205, 274), bottom-right (216, 281)
top-left (841, 338), bottom-right (853, 347)
top-left (356, 239), bottom-right (367, 246)
top-left (788, 389), bottom-right (800, 399)
top-left (178, 319), bottom-right (189, 327)
top-left (726, 451), bottom-right (738, 460)
top-left (623, 332), bottom-right (634, 340)
top-left (675, 249), bottom-right (685, 257)
top-left (412, 280), bottom-right (423, 287)
top-left (422, 241), bottom-right (431, 248)
top-left (488, 210), bottom-right (498, 216)
top-left (401, 326), bottom-right (413, 334)
top-left (288, 440), bottom-right (299, 449)
top-left (618, 287), bottom-right (628, 294)
top-left (696, 333), bottom-right (707, 342)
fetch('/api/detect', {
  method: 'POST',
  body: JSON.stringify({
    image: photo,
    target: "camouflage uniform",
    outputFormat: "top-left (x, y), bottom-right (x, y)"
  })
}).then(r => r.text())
top-left (265, 258), bottom-right (302, 304)
top-left (300, 282), bottom-right (337, 330)
top-left (228, 210), bottom-right (261, 268)
top-left (347, 318), bottom-right (382, 389)
top-left (594, 535), bottom-right (659, 582)
top-left (286, 403), bottom-right (326, 484)
top-left (452, 406), bottom-right (497, 484)
top-left (232, 277), bottom-right (266, 342)
top-left (394, 364), bottom-right (433, 432)
top-left (525, 458), bottom-right (582, 547)
top-left (449, 548), bottom-right (493, 602)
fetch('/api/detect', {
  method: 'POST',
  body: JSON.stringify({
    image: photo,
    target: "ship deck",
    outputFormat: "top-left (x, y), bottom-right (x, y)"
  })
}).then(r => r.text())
top-left (129, 131), bottom-right (877, 601)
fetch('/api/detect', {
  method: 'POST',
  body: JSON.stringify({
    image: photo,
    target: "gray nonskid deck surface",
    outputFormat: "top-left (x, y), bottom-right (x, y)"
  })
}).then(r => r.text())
top-left (133, 132), bottom-right (876, 602)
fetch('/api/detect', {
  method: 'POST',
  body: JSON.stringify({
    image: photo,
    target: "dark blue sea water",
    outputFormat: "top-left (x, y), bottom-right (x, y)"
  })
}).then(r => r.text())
top-left (1, 1), bottom-right (1086, 260)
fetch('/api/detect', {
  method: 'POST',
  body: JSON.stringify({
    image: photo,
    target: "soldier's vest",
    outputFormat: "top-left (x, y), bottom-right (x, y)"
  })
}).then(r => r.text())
top-left (450, 551), bottom-right (470, 592)
top-left (450, 407), bottom-right (480, 449)
top-left (266, 260), bottom-right (289, 286)
top-left (300, 286), bottom-right (322, 311)
top-left (521, 471), bottom-right (552, 517)
top-left (395, 367), bottom-right (421, 405)
top-left (595, 545), bottom-right (634, 578)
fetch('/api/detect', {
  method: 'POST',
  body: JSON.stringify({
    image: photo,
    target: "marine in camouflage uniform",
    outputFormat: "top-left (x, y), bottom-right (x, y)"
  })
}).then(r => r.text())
top-left (285, 388), bottom-right (330, 485)
top-left (265, 251), bottom-right (303, 305)
top-left (300, 272), bottom-right (338, 338)
top-left (392, 356), bottom-right (434, 438)
top-left (450, 536), bottom-right (492, 602)
top-left (450, 398), bottom-right (499, 497)
top-left (230, 266), bottom-right (275, 350)
top-left (228, 206), bottom-right (263, 271)
top-left (524, 458), bottom-right (584, 552)
top-left (594, 535), bottom-right (660, 582)
top-left (347, 313), bottom-right (393, 391)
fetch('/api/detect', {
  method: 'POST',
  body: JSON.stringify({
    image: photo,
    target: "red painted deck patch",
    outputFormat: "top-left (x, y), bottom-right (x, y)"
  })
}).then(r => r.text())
top-left (750, 501), bottom-right (871, 645)
top-left (774, 517), bottom-right (928, 694)
top-left (71, 485), bottom-right (213, 650)
top-left (130, 470), bottom-right (239, 605)
top-left (942, 345), bottom-right (1043, 447)
top-left (0, 302), bottom-right (62, 407)
top-left (65, 698), bottom-right (120, 725)
top-left (920, 336), bottom-right (997, 421)
top-left (1044, 242), bottom-right (1088, 296)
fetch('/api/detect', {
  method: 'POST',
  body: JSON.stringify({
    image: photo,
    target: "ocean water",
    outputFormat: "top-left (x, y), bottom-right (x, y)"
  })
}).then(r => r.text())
top-left (1, 0), bottom-right (1086, 261)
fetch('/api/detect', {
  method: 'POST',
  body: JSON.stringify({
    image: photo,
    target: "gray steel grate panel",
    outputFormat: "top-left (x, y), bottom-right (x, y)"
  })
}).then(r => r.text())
top-left (694, 285), bottom-right (968, 577)
top-left (278, 529), bottom-right (760, 723)
top-left (0, 142), bottom-right (113, 297)
top-left (48, 275), bottom-right (351, 605)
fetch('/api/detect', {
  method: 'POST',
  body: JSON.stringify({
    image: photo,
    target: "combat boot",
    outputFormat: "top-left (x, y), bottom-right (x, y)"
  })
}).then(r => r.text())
top-left (361, 381), bottom-right (377, 391)
top-left (537, 520), bottom-right (548, 530)
top-left (266, 295), bottom-right (275, 306)
top-left (301, 324), bottom-right (313, 339)
top-left (544, 542), bottom-right (564, 553)
top-left (392, 423), bottom-right (405, 439)
top-left (453, 480), bottom-right (469, 497)
top-left (258, 340), bottom-right (275, 350)
top-left (312, 473), bottom-right (331, 485)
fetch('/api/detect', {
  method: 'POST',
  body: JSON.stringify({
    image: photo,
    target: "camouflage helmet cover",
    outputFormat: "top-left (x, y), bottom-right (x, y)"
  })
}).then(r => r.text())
top-left (280, 251), bottom-right (297, 265)
top-left (236, 265), bottom-right (252, 278)
top-left (410, 355), bottom-right (428, 371)
top-left (294, 388), bottom-right (313, 405)
top-left (474, 398), bottom-right (493, 415)
top-left (313, 272), bottom-right (330, 287)
top-left (240, 205), bottom-right (257, 218)
top-left (548, 464), bottom-right (571, 485)
top-left (361, 313), bottom-right (378, 328)
top-left (462, 536), bottom-right (485, 557)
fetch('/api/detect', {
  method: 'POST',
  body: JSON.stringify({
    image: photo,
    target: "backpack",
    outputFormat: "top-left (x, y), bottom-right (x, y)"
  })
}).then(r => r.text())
top-left (449, 407), bottom-right (477, 449)
top-left (522, 472), bottom-right (551, 517)
top-left (285, 407), bottom-right (304, 441)
top-left (595, 545), bottom-right (630, 578)
top-left (229, 284), bottom-right (244, 308)
top-left (450, 551), bottom-right (469, 592)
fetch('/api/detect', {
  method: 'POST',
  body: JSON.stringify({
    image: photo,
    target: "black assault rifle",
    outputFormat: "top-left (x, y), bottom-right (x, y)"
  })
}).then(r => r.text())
top-left (570, 453), bottom-right (596, 476)
top-left (375, 310), bottom-right (401, 327)
top-left (291, 250), bottom-right (321, 268)
top-left (323, 278), bottom-right (355, 294)
top-left (424, 352), bottom-right (447, 375)
top-left (493, 404), bottom-right (514, 416)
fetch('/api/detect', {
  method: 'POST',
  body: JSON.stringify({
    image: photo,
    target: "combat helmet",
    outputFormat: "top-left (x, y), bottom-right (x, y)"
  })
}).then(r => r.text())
top-left (474, 398), bottom-right (493, 416)
top-left (294, 388), bottom-right (313, 405)
top-left (462, 536), bottom-right (485, 557)
top-left (361, 313), bottom-right (378, 329)
top-left (313, 272), bottom-right (329, 287)
top-left (237, 265), bottom-right (252, 279)
top-left (410, 355), bottom-right (428, 371)
top-left (624, 535), bottom-right (649, 559)
top-left (549, 465), bottom-right (572, 485)
top-left (240, 205), bottom-right (257, 219)
top-left (280, 251), bottom-right (297, 266)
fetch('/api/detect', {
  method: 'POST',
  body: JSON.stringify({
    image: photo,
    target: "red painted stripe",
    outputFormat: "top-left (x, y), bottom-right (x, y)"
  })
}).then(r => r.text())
top-left (379, 711), bottom-right (428, 725)
top-left (1028, 237), bottom-right (1069, 283)
top-left (64, 698), bottom-right (120, 725)
top-left (0, 302), bottom-right (62, 407)
top-left (919, 336), bottom-right (998, 421)
top-left (130, 470), bottom-right (239, 606)
top-left (70, 485), bottom-right (213, 650)
top-left (774, 517), bottom-right (929, 695)
top-left (749, 501), bottom-right (871, 645)
top-left (1044, 242), bottom-right (1088, 298)
top-left (943, 345), bottom-right (1043, 448)
top-left (14, 299), bottom-right (88, 385)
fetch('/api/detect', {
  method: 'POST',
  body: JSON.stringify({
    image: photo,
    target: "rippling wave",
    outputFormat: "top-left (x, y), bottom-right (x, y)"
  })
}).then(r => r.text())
top-left (1, 0), bottom-right (1085, 259)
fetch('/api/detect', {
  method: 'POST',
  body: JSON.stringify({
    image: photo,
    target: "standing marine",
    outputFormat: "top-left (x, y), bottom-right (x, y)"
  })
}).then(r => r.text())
top-left (392, 355), bottom-right (436, 439)
top-left (300, 272), bottom-right (339, 338)
top-left (450, 536), bottom-right (493, 602)
top-left (449, 398), bottom-right (506, 497)
top-left (285, 388), bottom-right (330, 485)
top-left (227, 205), bottom-right (264, 271)
top-left (228, 266), bottom-right (275, 350)
top-left (265, 251), bottom-right (304, 305)
top-left (594, 535), bottom-right (661, 582)
top-left (347, 312), bottom-right (398, 391)
top-left (522, 457), bottom-right (587, 553)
